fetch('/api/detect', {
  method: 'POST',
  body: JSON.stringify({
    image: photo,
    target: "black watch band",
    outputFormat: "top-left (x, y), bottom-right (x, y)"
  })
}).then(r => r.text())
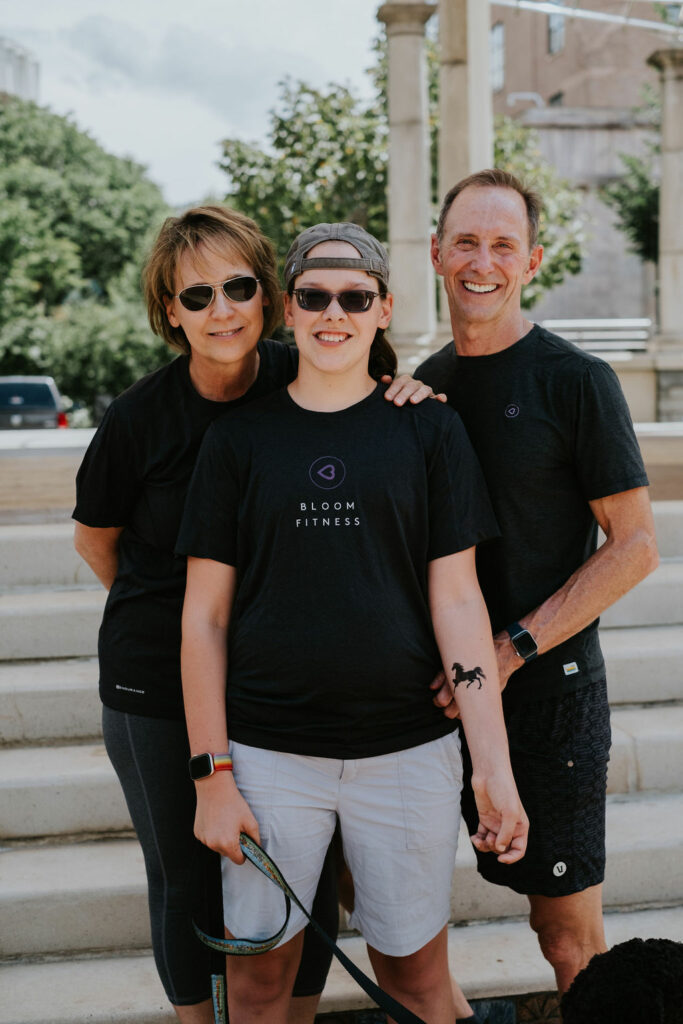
top-left (505, 621), bottom-right (538, 663)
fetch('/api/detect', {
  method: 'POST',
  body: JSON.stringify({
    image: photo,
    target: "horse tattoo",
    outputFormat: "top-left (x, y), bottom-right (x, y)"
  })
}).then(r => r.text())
top-left (451, 662), bottom-right (486, 690)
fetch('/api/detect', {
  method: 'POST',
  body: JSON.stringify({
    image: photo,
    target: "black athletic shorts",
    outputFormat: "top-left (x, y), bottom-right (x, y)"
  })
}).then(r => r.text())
top-left (460, 679), bottom-right (611, 897)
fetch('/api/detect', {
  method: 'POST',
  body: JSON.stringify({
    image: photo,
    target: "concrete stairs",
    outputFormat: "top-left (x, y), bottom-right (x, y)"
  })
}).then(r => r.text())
top-left (1, 505), bottom-right (683, 1022)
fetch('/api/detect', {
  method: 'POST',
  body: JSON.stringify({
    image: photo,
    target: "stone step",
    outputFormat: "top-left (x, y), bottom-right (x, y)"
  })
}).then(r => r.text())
top-left (2, 694), bottom-right (682, 840)
top-left (0, 589), bottom-right (104, 661)
top-left (610, 704), bottom-right (683, 794)
top-left (0, 523), bottom-right (96, 590)
top-left (450, 791), bottom-right (683, 924)
top-left (0, 658), bottom-right (100, 744)
top-left (1, 903), bottom-right (682, 1024)
top-left (0, 559), bottom-right (678, 665)
top-left (1, 621), bottom-right (682, 747)
top-left (651, 500), bottom-right (683, 558)
top-left (0, 502), bottom-right (680, 590)
top-left (0, 744), bottom-right (130, 839)
top-left (601, 559), bottom-right (683, 628)
top-left (601, 624), bottom-right (683, 704)
top-left (2, 793), bottom-right (681, 959)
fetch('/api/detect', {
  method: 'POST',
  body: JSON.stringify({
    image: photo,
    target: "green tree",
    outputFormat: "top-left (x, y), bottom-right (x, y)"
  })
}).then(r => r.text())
top-left (600, 87), bottom-right (660, 265)
top-left (219, 35), bottom-right (584, 308)
top-left (0, 96), bottom-right (172, 415)
top-left (220, 79), bottom-right (388, 261)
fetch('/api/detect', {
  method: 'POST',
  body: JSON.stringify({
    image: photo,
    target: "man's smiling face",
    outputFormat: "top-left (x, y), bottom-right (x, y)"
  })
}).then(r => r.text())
top-left (431, 185), bottom-right (543, 337)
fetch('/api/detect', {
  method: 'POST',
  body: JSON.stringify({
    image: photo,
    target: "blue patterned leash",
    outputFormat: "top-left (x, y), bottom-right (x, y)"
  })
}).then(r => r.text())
top-left (197, 831), bottom-right (427, 1024)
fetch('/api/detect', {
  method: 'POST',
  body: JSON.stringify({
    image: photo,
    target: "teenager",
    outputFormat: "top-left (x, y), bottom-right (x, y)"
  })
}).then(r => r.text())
top-left (73, 207), bottom-right (429, 1024)
top-left (178, 222), bottom-right (528, 1024)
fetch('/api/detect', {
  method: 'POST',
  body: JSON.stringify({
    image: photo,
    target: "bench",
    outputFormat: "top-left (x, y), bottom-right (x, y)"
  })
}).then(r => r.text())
top-left (540, 318), bottom-right (652, 352)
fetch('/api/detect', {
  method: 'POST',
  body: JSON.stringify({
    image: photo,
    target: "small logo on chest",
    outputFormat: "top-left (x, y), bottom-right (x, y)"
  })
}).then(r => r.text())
top-left (309, 456), bottom-right (346, 490)
top-left (504, 403), bottom-right (520, 419)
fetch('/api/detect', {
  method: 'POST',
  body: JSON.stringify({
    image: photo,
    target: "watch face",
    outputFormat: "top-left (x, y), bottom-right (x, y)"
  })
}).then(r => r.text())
top-left (189, 753), bottom-right (213, 780)
top-left (512, 629), bottom-right (537, 660)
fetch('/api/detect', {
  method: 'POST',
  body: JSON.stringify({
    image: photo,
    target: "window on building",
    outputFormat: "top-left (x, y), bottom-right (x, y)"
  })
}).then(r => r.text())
top-left (490, 22), bottom-right (505, 92)
top-left (548, 13), bottom-right (565, 55)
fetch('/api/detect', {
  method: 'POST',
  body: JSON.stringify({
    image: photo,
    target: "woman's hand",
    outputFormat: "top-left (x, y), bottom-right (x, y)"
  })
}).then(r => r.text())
top-left (381, 373), bottom-right (447, 405)
top-left (470, 771), bottom-right (529, 864)
top-left (194, 772), bottom-right (260, 865)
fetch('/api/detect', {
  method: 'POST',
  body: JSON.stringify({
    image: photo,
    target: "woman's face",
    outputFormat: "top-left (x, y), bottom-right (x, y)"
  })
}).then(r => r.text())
top-left (164, 243), bottom-right (265, 372)
top-left (283, 241), bottom-right (392, 379)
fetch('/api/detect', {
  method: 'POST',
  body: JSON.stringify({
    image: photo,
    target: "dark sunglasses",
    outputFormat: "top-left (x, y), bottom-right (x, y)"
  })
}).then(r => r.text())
top-left (293, 288), bottom-right (380, 314)
top-left (175, 276), bottom-right (260, 312)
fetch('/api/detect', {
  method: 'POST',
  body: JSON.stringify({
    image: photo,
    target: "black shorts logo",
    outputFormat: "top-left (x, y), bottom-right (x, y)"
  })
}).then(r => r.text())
top-left (309, 456), bottom-right (346, 490)
top-left (505, 403), bottom-right (520, 419)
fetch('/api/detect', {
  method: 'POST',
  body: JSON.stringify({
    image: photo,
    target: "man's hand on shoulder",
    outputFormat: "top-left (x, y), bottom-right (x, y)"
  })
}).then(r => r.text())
top-left (381, 373), bottom-right (447, 406)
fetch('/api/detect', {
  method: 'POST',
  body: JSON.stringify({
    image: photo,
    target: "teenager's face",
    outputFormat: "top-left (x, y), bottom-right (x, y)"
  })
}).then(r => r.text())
top-left (284, 241), bottom-right (392, 379)
top-left (164, 243), bottom-right (265, 371)
top-left (431, 185), bottom-right (542, 333)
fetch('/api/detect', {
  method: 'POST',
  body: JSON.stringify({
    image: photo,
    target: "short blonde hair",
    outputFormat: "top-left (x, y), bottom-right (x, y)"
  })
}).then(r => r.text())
top-left (142, 205), bottom-right (283, 354)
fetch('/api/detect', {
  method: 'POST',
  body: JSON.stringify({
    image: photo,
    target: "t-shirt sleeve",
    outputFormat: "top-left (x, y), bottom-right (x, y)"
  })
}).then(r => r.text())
top-left (73, 403), bottom-right (140, 527)
top-left (427, 412), bottom-right (500, 560)
top-left (573, 360), bottom-right (649, 501)
top-left (175, 423), bottom-right (239, 566)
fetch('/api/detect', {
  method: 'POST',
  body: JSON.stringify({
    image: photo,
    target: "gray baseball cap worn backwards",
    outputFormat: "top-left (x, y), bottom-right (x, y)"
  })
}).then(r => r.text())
top-left (284, 223), bottom-right (390, 290)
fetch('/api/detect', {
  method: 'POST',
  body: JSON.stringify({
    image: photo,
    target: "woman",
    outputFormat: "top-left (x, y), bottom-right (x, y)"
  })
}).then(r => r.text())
top-left (73, 207), bottom-right (429, 1024)
top-left (178, 222), bottom-right (528, 1024)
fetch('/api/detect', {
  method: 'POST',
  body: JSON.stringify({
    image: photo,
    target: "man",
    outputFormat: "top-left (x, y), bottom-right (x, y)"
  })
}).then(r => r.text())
top-left (417, 169), bottom-right (659, 1002)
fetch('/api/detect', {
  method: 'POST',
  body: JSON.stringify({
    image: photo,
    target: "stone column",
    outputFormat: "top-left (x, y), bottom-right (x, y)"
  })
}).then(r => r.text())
top-left (648, 49), bottom-right (683, 419)
top-left (436, 0), bottom-right (493, 340)
top-left (377, 2), bottom-right (437, 367)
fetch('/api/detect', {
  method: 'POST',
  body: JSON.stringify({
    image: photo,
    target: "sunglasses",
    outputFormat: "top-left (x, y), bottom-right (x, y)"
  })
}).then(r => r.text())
top-left (293, 288), bottom-right (381, 314)
top-left (175, 276), bottom-right (260, 312)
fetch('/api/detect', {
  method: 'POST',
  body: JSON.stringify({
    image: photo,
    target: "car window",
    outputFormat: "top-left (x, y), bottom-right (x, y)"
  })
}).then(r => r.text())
top-left (0, 383), bottom-right (57, 408)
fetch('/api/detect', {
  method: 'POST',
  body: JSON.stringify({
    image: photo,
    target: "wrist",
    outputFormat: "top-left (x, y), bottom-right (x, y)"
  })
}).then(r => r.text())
top-left (188, 751), bottom-right (233, 781)
top-left (505, 621), bottom-right (538, 663)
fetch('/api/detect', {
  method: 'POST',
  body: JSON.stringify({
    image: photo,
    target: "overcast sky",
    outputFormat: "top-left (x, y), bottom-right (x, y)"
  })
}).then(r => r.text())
top-left (1, 0), bottom-right (381, 206)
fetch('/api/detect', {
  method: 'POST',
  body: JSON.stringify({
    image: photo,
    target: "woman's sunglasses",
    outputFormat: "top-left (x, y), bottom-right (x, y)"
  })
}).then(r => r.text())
top-left (175, 276), bottom-right (260, 312)
top-left (293, 288), bottom-right (380, 314)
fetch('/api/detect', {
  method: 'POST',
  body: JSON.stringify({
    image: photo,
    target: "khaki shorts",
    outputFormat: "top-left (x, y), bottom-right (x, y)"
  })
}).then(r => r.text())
top-left (223, 731), bottom-right (462, 957)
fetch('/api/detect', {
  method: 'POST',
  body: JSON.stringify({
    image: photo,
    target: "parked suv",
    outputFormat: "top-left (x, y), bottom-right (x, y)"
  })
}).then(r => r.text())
top-left (0, 376), bottom-right (68, 429)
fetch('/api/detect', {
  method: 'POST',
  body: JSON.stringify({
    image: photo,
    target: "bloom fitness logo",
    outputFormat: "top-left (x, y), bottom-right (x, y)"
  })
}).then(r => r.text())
top-left (309, 456), bottom-right (346, 490)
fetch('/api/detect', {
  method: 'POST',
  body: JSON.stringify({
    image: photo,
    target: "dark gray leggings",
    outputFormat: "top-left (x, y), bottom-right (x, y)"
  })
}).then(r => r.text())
top-left (102, 706), bottom-right (337, 1006)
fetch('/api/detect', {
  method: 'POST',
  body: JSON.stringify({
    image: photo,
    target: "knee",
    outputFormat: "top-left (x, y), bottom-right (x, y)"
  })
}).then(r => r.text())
top-left (228, 955), bottom-right (292, 1009)
top-left (380, 952), bottom-right (444, 1001)
top-left (531, 919), bottom-right (585, 974)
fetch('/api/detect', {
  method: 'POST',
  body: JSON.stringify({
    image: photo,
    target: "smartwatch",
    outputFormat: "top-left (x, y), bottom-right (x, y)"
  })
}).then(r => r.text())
top-left (188, 752), bottom-right (233, 781)
top-left (505, 621), bottom-right (538, 663)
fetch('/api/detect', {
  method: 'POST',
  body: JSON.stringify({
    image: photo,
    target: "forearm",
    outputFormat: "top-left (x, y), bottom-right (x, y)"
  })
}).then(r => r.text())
top-left (430, 591), bottom-right (510, 776)
top-left (73, 523), bottom-right (123, 590)
top-left (181, 598), bottom-right (258, 860)
top-left (181, 612), bottom-right (230, 755)
top-left (497, 494), bottom-right (659, 682)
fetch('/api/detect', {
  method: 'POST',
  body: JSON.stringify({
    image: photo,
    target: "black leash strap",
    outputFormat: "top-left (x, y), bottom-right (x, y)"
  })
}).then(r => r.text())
top-left (195, 831), bottom-right (427, 1024)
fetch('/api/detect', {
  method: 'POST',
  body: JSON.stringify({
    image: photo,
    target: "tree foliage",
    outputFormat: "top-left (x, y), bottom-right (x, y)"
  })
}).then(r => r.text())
top-left (600, 87), bottom-right (660, 265)
top-left (493, 117), bottom-right (583, 308)
top-left (220, 79), bottom-right (388, 263)
top-left (0, 96), bottom-right (172, 416)
top-left (219, 34), bottom-right (585, 308)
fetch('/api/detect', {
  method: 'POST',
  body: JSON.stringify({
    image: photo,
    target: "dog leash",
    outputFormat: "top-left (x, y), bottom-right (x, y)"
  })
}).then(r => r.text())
top-left (199, 831), bottom-right (427, 1024)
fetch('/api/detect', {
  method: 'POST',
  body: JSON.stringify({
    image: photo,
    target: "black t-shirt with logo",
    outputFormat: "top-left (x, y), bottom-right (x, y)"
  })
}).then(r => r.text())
top-left (73, 340), bottom-right (298, 719)
top-left (416, 324), bottom-right (649, 704)
top-left (176, 384), bottom-right (499, 759)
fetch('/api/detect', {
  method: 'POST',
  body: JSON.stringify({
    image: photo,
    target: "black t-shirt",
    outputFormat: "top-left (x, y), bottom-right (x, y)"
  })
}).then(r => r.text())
top-left (176, 384), bottom-right (499, 759)
top-left (416, 324), bottom-right (648, 704)
top-left (73, 340), bottom-right (298, 719)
